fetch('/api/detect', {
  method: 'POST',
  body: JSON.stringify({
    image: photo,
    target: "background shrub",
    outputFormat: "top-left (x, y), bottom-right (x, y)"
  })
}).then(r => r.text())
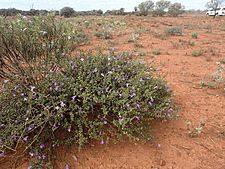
top-left (0, 14), bottom-right (87, 80)
top-left (138, 0), bottom-right (155, 16)
top-left (165, 27), bottom-right (183, 36)
top-left (0, 53), bottom-right (175, 167)
top-left (153, 0), bottom-right (171, 16)
top-left (168, 3), bottom-right (185, 17)
top-left (60, 7), bottom-right (75, 17)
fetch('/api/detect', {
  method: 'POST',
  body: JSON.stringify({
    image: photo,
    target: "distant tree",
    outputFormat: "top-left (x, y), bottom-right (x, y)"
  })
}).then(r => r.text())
top-left (60, 7), bottom-right (75, 17)
top-left (206, 0), bottom-right (225, 18)
top-left (168, 3), bottom-right (185, 17)
top-left (138, 0), bottom-right (155, 16)
top-left (154, 0), bottom-right (171, 16)
top-left (96, 9), bottom-right (103, 15)
top-left (134, 6), bottom-right (138, 12)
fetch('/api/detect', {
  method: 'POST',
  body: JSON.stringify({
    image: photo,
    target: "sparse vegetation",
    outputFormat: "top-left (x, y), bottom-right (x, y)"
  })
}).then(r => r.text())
top-left (165, 27), bottom-right (183, 36)
top-left (139, 51), bottom-right (147, 56)
top-left (152, 48), bottom-right (161, 55)
top-left (189, 41), bottom-right (195, 46)
top-left (191, 32), bottom-right (199, 39)
top-left (192, 50), bottom-right (203, 57)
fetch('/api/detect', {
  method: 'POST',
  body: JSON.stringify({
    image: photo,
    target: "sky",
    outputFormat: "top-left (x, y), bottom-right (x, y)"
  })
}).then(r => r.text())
top-left (0, 0), bottom-right (210, 11)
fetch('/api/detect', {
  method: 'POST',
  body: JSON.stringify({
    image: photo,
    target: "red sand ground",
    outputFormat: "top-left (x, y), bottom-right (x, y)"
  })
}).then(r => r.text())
top-left (1, 15), bottom-right (225, 169)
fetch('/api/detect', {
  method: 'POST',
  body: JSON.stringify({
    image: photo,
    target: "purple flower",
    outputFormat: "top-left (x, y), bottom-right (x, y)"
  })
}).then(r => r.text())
top-left (55, 106), bottom-right (60, 110)
top-left (71, 96), bottom-right (76, 101)
top-left (49, 87), bottom-right (53, 92)
top-left (37, 155), bottom-right (42, 160)
top-left (42, 155), bottom-right (47, 160)
top-left (65, 164), bottom-right (69, 169)
top-left (0, 152), bottom-right (5, 157)
top-left (29, 152), bottom-right (34, 157)
top-left (54, 82), bottom-right (59, 91)
top-left (67, 126), bottom-right (71, 132)
top-left (108, 50), bottom-right (111, 58)
top-left (23, 136), bottom-right (28, 142)
top-left (119, 118), bottom-right (124, 124)
top-left (93, 68), bottom-right (98, 73)
top-left (134, 116), bottom-right (140, 121)
top-left (3, 80), bottom-right (9, 83)
top-left (39, 144), bottom-right (44, 149)
top-left (149, 101), bottom-right (153, 107)
top-left (30, 86), bottom-right (36, 93)
top-left (50, 69), bottom-right (54, 73)
top-left (157, 144), bottom-right (161, 149)
top-left (60, 101), bottom-right (65, 107)
top-left (150, 97), bottom-right (154, 102)
top-left (136, 104), bottom-right (141, 110)
top-left (27, 165), bottom-right (32, 169)
top-left (28, 126), bottom-right (33, 131)
top-left (168, 108), bottom-right (173, 113)
top-left (12, 135), bottom-right (18, 141)
top-left (100, 139), bottom-right (104, 145)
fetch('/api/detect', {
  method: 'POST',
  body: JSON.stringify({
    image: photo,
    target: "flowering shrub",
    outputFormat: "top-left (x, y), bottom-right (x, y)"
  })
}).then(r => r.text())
top-left (0, 14), bottom-right (87, 79)
top-left (0, 52), bottom-right (175, 167)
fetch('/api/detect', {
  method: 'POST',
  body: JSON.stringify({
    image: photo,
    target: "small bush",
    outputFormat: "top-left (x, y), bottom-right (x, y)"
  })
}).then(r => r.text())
top-left (0, 53), bottom-right (175, 167)
top-left (192, 50), bottom-right (203, 57)
top-left (60, 7), bottom-right (75, 18)
top-left (139, 51), bottom-right (147, 56)
top-left (189, 41), bottom-right (195, 46)
top-left (165, 27), bottom-right (182, 36)
top-left (152, 48), bottom-right (161, 55)
top-left (94, 31), bottom-right (112, 39)
top-left (191, 32), bottom-right (198, 39)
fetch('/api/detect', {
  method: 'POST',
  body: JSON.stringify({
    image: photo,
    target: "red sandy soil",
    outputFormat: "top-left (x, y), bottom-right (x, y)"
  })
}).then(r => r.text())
top-left (1, 15), bottom-right (225, 169)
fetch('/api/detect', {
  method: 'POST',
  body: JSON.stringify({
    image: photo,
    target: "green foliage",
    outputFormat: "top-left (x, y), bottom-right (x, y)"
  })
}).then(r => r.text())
top-left (191, 32), bottom-right (198, 39)
top-left (192, 50), bottom-right (203, 57)
top-left (94, 31), bottom-right (112, 39)
top-left (189, 41), bottom-right (195, 46)
top-left (0, 53), bottom-right (175, 167)
top-left (138, 0), bottom-right (155, 16)
top-left (139, 51), bottom-right (147, 56)
top-left (153, 0), bottom-right (171, 16)
top-left (60, 7), bottom-right (75, 18)
top-left (165, 27), bottom-right (182, 36)
top-left (168, 3), bottom-right (185, 17)
top-left (0, 14), bottom-right (87, 79)
top-left (152, 48), bottom-right (161, 55)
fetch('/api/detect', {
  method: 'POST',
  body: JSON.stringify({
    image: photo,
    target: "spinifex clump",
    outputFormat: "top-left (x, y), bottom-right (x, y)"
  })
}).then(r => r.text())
top-left (0, 13), bottom-right (87, 80)
top-left (0, 52), bottom-right (175, 167)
